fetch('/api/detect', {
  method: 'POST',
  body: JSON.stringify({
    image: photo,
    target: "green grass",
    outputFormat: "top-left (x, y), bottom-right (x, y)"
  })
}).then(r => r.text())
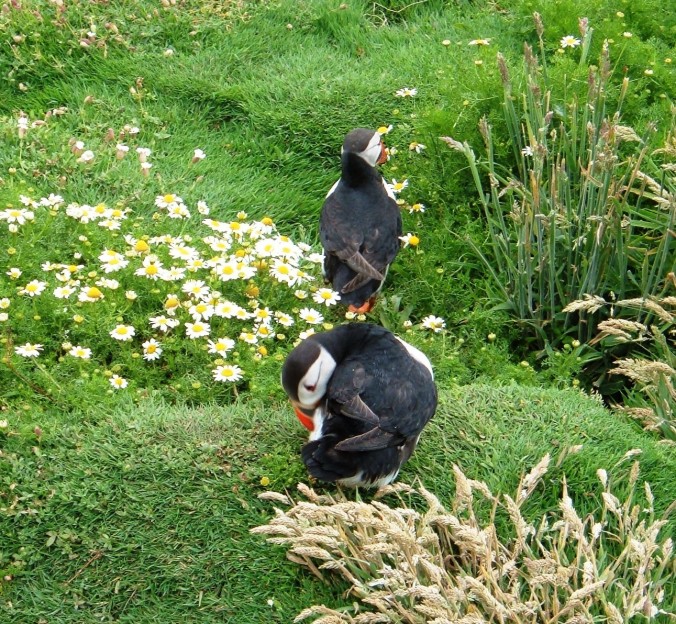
top-left (2, 383), bottom-right (673, 622)
top-left (1, 0), bottom-right (675, 620)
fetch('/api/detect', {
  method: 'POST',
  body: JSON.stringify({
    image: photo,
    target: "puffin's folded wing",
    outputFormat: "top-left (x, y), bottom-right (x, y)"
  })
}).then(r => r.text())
top-left (336, 249), bottom-right (385, 283)
top-left (379, 378), bottom-right (437, 439)
top-left (334, 426), bottom-right (397, 452)
top-left (339, 394), bottom-right (379, 426)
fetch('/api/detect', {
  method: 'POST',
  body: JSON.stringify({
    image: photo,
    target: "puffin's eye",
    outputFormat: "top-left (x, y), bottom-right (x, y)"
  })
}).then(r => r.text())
top-left (304, 383), bottom-right (316, 392)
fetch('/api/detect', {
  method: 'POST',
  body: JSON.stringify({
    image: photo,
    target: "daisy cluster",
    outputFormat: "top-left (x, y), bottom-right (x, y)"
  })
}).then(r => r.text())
top-left (1, 191), bottom-right (345, 392)
top-left (2, 114), bottom-right (447, 401)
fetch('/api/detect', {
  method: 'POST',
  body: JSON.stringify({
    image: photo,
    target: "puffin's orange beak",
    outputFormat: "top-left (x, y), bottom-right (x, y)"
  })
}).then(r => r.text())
top-left (376, 142), bottom-right (388, 165)
top-left (293, 405), bottom-right (315, 431)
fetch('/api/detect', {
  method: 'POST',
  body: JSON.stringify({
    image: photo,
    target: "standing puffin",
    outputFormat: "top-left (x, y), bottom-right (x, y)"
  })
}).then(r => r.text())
top-left (281, 323), bottom-right (437, 487)
top-left (320, 128), bottom-right (402, 313)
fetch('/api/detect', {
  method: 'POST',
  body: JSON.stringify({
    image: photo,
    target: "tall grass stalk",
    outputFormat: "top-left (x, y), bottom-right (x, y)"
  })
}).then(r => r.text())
top-left (442, 20), bottom-right (675, 351)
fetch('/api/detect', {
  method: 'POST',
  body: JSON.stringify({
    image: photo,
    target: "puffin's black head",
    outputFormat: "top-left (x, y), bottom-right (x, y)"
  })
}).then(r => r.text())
top-left (281, 337), bottom-right (338, 431)
top-left (342, 128), bottom-right (388, 167)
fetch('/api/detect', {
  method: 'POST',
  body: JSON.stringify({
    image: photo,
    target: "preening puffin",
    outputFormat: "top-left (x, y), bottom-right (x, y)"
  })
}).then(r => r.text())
top-left (281, 323), bottom-right (437, 488)
top-left (320, 128), bottom-right (402, 314)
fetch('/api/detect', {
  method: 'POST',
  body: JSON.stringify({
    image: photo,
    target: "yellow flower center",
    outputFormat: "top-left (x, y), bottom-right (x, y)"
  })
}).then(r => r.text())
top-left (409, 235), bottom-right (420, 246)
top-left (134, 240), bottom-right (149, 252)
top-left (165, 297), bottom-right (179, 309)
top-left (145, 264), bottom-right (159, 275)
top-left (146, 344), bottom-right (157, 353)
top-left (94, 203), bottom-right (107, 214)
top-left (26, 284), bottom-right (38, 292)
top-left (261, 217), bottom-right (273, 225)
top-left (163, 194), bottom-right (175, 203)
top-left (235, 249), bottom-right (246, 258)
top-left (87, 287), bottom-right (103, 299)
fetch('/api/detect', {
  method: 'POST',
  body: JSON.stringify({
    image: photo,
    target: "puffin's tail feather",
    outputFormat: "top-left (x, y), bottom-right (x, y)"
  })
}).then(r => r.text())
top-left (301, 438), bottom-right (355, 483)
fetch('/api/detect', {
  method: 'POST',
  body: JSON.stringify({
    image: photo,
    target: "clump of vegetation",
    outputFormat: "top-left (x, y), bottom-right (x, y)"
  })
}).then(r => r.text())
top-left (254, 453), bottom-right (675, 622)
top-left (442, 14), bottom-right (675, 407)
top-left (608, 326), bottom-right (676, 440)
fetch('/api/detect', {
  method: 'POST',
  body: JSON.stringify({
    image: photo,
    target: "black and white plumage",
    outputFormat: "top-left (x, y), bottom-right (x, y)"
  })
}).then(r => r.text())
top-left (281, 323), bottom-right (437, 487)
top-left (320, 128), bottom-right (402, 313)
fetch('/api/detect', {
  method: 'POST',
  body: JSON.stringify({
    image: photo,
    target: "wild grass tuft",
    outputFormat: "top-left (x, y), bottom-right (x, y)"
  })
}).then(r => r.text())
top-left (442, 15), bottom-right (675, 401)
top-left (255, 456), bottom-right (675, 622)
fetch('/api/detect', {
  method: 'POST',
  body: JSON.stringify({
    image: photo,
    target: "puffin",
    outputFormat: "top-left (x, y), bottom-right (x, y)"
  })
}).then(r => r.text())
top-left (320, 128), bottom-right (402, 314)
top-left (281, 323), bottom-right (437, 488)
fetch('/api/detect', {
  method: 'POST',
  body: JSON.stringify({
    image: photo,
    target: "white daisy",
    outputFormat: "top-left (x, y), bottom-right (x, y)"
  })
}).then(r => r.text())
top-left (149, 315), bottom-right (180, 332)
top-left (560, 35), bottom-right (581, 48)
top-left (188, 302), bottom-right (215, 320)
top-left (15, 343), bottom-right (43, 357)
top-left (306, 252), bottom-right (325, 264)
top-left (53, 286), bottom-right (76, 299)
top-left (185, 321), bottom-right (210, 339)
top-left (213, 364), bottom-right (243, 382)
top-left (110, 324), bottom-right (136, 341)
top-left (182, 280), bottom-right (210, 300)
top-left (239, 331), bottom-right (258, 345)
top-left (21, 280), bottom-right (47, 297)
top-left (155, 194), bottom-right (182, 209)
top-left (395, 87), bottom-right (418, 97)
top-left (421, 315), bottom-right (446, 333)
top-left (109, 374), bottom-right (128, 389)
top-left (274, 311), bottom-right (294, 327)
top-left (207, 337), bottom-right (235, 355)
top-left (312, 288), bottom-right (341, 307)
top-left (389, 179), bottom-right (409, 194)
top-left (6, 268), bottom-right (22, 279)
top-left (69, 345), bottom-right (92, 359)
top-left (213, 300), bottom-right (240, 318)
top-left (142, 339), bottom-right (162, 361)
top-left (299, 308), bottom-right (324, 324)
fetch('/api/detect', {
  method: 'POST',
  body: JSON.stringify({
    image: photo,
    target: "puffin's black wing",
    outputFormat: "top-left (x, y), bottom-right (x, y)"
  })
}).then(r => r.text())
top-left (319, 192), bottom-right (387, 283)
top-left (326, 341), bottom-right (437, 453)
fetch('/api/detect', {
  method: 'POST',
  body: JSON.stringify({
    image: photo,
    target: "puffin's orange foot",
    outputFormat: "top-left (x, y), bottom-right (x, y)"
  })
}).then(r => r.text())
top-left (348, 296), bottom-right (377, 314)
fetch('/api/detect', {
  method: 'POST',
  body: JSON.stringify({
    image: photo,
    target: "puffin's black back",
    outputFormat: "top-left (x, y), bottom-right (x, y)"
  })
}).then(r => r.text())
top-left (320, 154), bottom-right (402, 307)
top-left (301, 324), bottom-right (437, 485)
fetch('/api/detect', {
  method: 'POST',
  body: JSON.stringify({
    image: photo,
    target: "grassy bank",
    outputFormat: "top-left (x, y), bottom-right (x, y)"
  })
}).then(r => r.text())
top-left (2, 383), bottom-right (673, 622)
